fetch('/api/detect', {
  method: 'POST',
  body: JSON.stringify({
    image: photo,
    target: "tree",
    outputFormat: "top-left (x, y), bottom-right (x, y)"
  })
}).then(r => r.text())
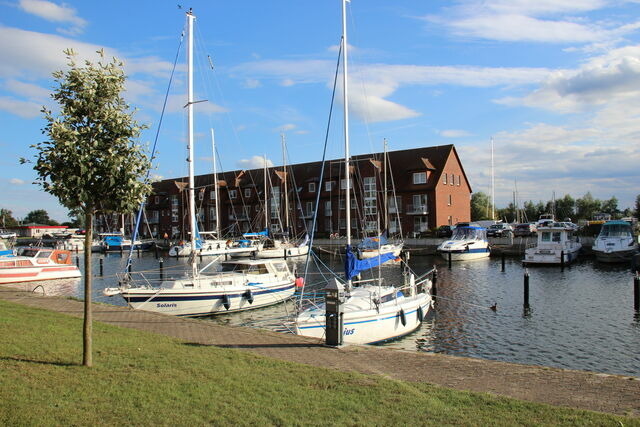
top-left (471, 192), bottom-right (492, 221)
top-left (23, 209), bottom-right (58, 225)
top-left (0, 209), bottom-right (18, 227)
top-left (635, 194), bottom-right (640, 219)
top-left (23, 49), bottom-right (151, 367)
top-left (555, 194), bottom-right (575, 221)
top-left (601, 197), bottom-right (619, 218)
top-left (575, 192), bottom-right (601, 220)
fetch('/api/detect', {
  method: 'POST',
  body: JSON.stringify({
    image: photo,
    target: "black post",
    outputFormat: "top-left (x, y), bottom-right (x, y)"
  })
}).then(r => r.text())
top-left (137, 248), bottom-right (141, 258)
top-left (120, 246), bottom-right (123, 256)
top-left (199, 253), bottom-right (203, 262)
top-left (501, 252), bottom-right (505, 272)
top-left (99, 258), bottom-right (103, 276)
top-left (560, 250), bottom-right (565, 269)
top-left (159, 258), bottom-right (164, 280)
top-left (524, 269), bottom-right (530, 307)
top-left (634, 274), bottom-right (639, 312)
top-left (284, 249), bottom-right (287, 260)
top-left (76, 256), bottom-right (79, 267)
top-left (154, 246), bottom-right (159, 259)
top-left (127, 263), bottom-right (132, 273)
top-left (448, 251), bottom-right (452, 269)
top-left (431, 267), bottom-right (438, 298)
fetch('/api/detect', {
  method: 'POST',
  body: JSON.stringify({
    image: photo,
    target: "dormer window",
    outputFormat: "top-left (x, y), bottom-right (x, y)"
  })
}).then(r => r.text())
top-left (412, 172), bottom-right (426, 184)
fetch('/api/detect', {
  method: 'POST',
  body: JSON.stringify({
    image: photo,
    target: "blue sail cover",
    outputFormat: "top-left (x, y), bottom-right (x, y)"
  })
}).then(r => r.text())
top-left (344, 244), bottom-right (397, 280)
top-left (358, 234), bottom-right (388, 250)
top-left (242, 228), bottom-right (269, 238)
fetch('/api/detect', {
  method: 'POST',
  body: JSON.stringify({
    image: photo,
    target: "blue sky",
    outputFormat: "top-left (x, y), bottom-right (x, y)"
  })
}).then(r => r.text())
top-left (1, 0), bottom-right (640, 222)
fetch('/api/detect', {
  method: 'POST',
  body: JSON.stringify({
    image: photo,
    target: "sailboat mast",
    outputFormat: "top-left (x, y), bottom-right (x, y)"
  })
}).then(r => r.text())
top-left (383, 138), bottom-right (388, 232)
top-left (491, 137), bottom-right (495, 221)
top-left (211, 128), bottom-right (220, 237)
top-left (281, 134), bottom-right (289, 235)
top-left (342, 0), bottom-right (351, 247)
top-left (186, 9), bottom-right (197, 277)
top-left (264, 155), bottom-right (268, 231)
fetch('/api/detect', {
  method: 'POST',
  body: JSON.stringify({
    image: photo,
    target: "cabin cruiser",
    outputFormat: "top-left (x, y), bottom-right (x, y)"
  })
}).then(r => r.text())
top-left (0, 247), bottom-right (81, 284)
top-left (592, 220), bottom-right (638, 263)
top-left (523, 222), bottom-right (581, 265)
top-left (437, 224), bottom-right (490, 261)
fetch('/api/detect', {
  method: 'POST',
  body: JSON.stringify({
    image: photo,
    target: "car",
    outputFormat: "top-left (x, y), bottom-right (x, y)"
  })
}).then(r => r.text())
top-left (559, 222), bottom-right (579, 231)
top-left (0, 229), bottom-right (17, 239)
top-left (487, 223), bottom-right (513, 237)
top-left (436, 225), bottom-right (453, 238)
top-left (513, 223), bottom-right (536, 237)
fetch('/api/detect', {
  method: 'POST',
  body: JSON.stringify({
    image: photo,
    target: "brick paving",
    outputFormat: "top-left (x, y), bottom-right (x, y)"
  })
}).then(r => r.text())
top-left (1, 286), bottom-right (638, 417)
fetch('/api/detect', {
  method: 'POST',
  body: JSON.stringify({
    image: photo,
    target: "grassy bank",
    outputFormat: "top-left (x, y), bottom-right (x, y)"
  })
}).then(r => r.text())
top-left (0, 299), bottom-right (635, 426)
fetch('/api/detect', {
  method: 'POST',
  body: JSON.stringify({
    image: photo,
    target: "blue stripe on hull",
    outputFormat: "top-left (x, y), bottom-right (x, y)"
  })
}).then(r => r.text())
top-left (124, 283), bottom-right (294, 303)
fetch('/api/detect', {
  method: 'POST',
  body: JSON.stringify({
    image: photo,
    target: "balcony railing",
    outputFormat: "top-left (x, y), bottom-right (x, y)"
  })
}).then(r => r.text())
top-left (407, 204), bottom-right (428, 215)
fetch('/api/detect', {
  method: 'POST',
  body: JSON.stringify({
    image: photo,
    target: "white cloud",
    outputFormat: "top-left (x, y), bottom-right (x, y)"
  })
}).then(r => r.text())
top-left (243, 78), bottom-right (261, 88)
top-left (237, 156), bottom-right (274, 169)
top-left (9, 178), bottom-right (26, 185)
top-left (19, 0), bottom-right (87, 36)
top-left (0, 96), bottom-right (42, 118)
top-left (440, 129), bottom-right (471, 138)
top-left (422, 0), bottom-right (632, 45)
top-left (279, 124), bottom-right (297, 131)
top-left (3, 79), bottom-right (50, 100)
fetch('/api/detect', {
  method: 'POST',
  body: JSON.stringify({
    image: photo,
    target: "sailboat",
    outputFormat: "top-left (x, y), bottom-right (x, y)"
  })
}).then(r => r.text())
top-left (104, 9), bottom-right (296, 316)
top-left (357, 139), bottom-right (403, 260)
top-left (294, 0), bottom-right (433, 344)
top-left (255, 135), bottom-right (310, 259)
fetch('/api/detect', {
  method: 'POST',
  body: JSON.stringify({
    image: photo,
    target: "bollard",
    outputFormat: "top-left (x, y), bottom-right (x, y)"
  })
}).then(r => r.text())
top-left (524, 269), bottom-right (530, 307)
top-left (448, 251), bottom-right (452, 269)
top-left (99, 258), bottom-right (103, 276)
top-left (634, 274), bottom-right (639, 312)
top-left (431, 267), bottom-right (438, 298)
top-left (137, 248), bottom-right (141, 258)
top-left (159, 258), bottom-right (164, 280)
top-left (154, 246), bottom-right (159, 259)
top-left (560, 250), bottom-right (565, 269)
top-left (76, 256), bottom-right (79, 267)
top-left (501, 252), bottom-right (505, 272)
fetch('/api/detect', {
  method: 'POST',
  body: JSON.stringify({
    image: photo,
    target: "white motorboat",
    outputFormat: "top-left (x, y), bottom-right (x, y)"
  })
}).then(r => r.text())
top-left (294, 0), bottom-right (433, 345)
top-left (437, 224), bottom-right (490, 261)
top-left (0, 247), bottom-right (81, 284)
top-left (592, 220), bottom-right (638, 263)
top-left (104, 10), bottom-right (295, 317)
top-left (255, 235), bottom-right (309, 259)
top-left (358, 235), bottom-right (402, 260)
top-left (523, 222), bottom-right (581, 265)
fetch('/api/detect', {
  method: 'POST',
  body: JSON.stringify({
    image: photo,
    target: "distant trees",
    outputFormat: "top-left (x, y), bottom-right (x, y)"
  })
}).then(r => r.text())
top-left (23, 209), bottom-right (59, 225)
top-left (470, 192), bottom-right (493, 221)
top-left (0, 209), bottom-right (18, 227)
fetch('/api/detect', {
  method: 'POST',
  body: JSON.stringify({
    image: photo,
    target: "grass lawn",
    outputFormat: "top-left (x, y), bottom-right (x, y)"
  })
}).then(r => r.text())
top-left (0, 299), bottom-right (636, 426)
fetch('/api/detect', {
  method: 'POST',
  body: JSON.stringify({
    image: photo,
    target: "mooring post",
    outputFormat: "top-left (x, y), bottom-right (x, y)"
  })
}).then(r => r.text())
top-left (137, 248), bottom-right (141, 258)
top-left (159, 258), bottom-right (164, 280)
top-left (75, 256), bottom-right (79, 267)
top-left (99, 258), bottom-right (103, 276)
top-left (431, 267), bottom-right (438, 298)
top-left (560, 250), bottom-right (565, 269)
top-left (634, 274), bottom-right (639, 312)
top-left (199, 253), bottom-right (203, 262)
top-left (154, 246), bottom-right (159, 259)
top-left (127, 263), bottom-right (132, 273)
top-left (448, 251), bottom-right (452, 269)
top-left (524, 268), bottom-right (530, 307)
top-left (501, 252), bottom-right (505, 272)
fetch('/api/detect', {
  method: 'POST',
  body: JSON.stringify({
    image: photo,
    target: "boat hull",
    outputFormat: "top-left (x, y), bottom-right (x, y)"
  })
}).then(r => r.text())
top-left (0, 264), bottom-right (81, 284)
top-left (256, 245), bottom-right (309, 259)
top-left (359, 244), bottom-right (402, 260)
top-left (119, 280), bottom-right (295, 317)
top-left (523, 247), bottom-right (581, 265)
top-left (295, 292), bottom-right (431, 345)
top-left (593, 247), bottom-right (639, 263)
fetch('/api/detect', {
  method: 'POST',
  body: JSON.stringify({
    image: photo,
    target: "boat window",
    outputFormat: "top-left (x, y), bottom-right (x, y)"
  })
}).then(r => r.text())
top-left (37, 251), bottom-right (52, 258)
top-left (247, 264), bottom-right (269, 275)
top-left (541, 232), bottom-right (551, 242)
top-left (20, 249), bottom-right (39, 257)
top-left (273, 262), bottom-right (288, 272)
top-left (600, 224), bottom-right (631, 237)
top-left (56, 252), bottom-right (68, 263)
top-left (552, 232), bottom-right (561, 242)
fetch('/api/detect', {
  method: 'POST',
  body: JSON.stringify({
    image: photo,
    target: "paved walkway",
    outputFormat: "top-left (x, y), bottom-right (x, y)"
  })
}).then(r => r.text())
top-left (1, 286), bottom-right (638, 417)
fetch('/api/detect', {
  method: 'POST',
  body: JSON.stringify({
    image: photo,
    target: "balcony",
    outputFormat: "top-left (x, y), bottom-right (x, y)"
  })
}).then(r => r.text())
top-left (407, 204), bottom-right (428, 215)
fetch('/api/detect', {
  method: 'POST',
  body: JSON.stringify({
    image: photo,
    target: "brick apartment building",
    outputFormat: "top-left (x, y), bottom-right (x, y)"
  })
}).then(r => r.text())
top-left (137, 144), bottom-right (471, 240)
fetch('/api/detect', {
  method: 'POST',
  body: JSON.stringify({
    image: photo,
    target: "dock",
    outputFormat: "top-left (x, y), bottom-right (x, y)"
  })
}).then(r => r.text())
top-left (0, 285), bottom-right (637, 417)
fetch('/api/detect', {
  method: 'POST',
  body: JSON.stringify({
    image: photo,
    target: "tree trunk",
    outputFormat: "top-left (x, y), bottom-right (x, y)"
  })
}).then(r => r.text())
top-left (83, 212), bottom-right (93, 367)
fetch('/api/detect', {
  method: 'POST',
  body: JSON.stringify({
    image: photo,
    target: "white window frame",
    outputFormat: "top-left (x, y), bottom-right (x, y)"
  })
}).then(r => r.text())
top-left (309, 182), bottom-right (316, 193)
top-left (412, 172), bottom-right (426, 184)
top-left (229, 189), bottom-right (237, 199)
top-left (244, 188), bottom-right (251, 198)
top-left (325, 181), bottom-right (334, 192)
top-left (443, 174), bottom-right (447, 185)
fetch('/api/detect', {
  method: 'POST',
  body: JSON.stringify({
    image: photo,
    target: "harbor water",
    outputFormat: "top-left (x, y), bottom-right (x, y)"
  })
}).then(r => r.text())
top-left (11, 250), bottom-right (640, 378)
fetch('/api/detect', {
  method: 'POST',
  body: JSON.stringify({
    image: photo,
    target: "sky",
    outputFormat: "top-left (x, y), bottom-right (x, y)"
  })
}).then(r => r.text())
top-left (1, 0), bottom-right (640, 222)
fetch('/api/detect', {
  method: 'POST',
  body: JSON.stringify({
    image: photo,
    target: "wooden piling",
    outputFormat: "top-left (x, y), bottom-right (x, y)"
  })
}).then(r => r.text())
top-left (501, 252), bottom-right (505, 272)
top-left (99, 258), bottom-right (103, 276)
top-left (634, 274), bottom-right (639, 312)
top-left (560, 250), bottom-right (565, 269)
top-left (431, 267), bottom-right (438, 298)
top-left (448, 251), bottom-right (452, 269)
top-left (159, 258), bottom-right (164, 280)
top-left (524, 269), bottom-right (530, 307)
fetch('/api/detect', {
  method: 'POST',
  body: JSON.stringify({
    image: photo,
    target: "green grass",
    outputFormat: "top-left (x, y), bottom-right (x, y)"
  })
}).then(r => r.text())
top-left (0, 300), bottom-right (636, 426)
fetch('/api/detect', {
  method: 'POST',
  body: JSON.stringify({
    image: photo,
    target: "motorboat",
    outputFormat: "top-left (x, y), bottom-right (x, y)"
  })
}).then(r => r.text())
top-left (255, 235), bottom-right (309, 259)
top-left (357, 235), bottom-right (402, 260)
top-left (592, 220), bottom-right (638, 263)
top-left (437, 224), bottom-right (490, 261)
top-left (523, 222), bottom-right (581, 265)
top-left (0, 247), bottom-right (81, 284)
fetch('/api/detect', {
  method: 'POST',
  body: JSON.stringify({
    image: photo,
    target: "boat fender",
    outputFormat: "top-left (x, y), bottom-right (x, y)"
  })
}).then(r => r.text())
top-left (287, 249), bottom-right (292, 256)
top-left (399, 309), bottom-right (406, 326)
top-left (417, 306), bottom-right (424, 322)
top-left (295, 277), bottom-right (305, 288)
top-left (222, 294), bottom-right (231, 310)
top-left (244, 289), bottom-right (254, 304)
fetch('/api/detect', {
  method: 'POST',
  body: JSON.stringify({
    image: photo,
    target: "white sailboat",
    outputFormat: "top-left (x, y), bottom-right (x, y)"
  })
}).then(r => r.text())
top-left (104, 10), bottom-right (296, 316)
top-left (294, 0), bottom-right (433, 345)
top-left (256, 134), bottom-right (310, 259)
